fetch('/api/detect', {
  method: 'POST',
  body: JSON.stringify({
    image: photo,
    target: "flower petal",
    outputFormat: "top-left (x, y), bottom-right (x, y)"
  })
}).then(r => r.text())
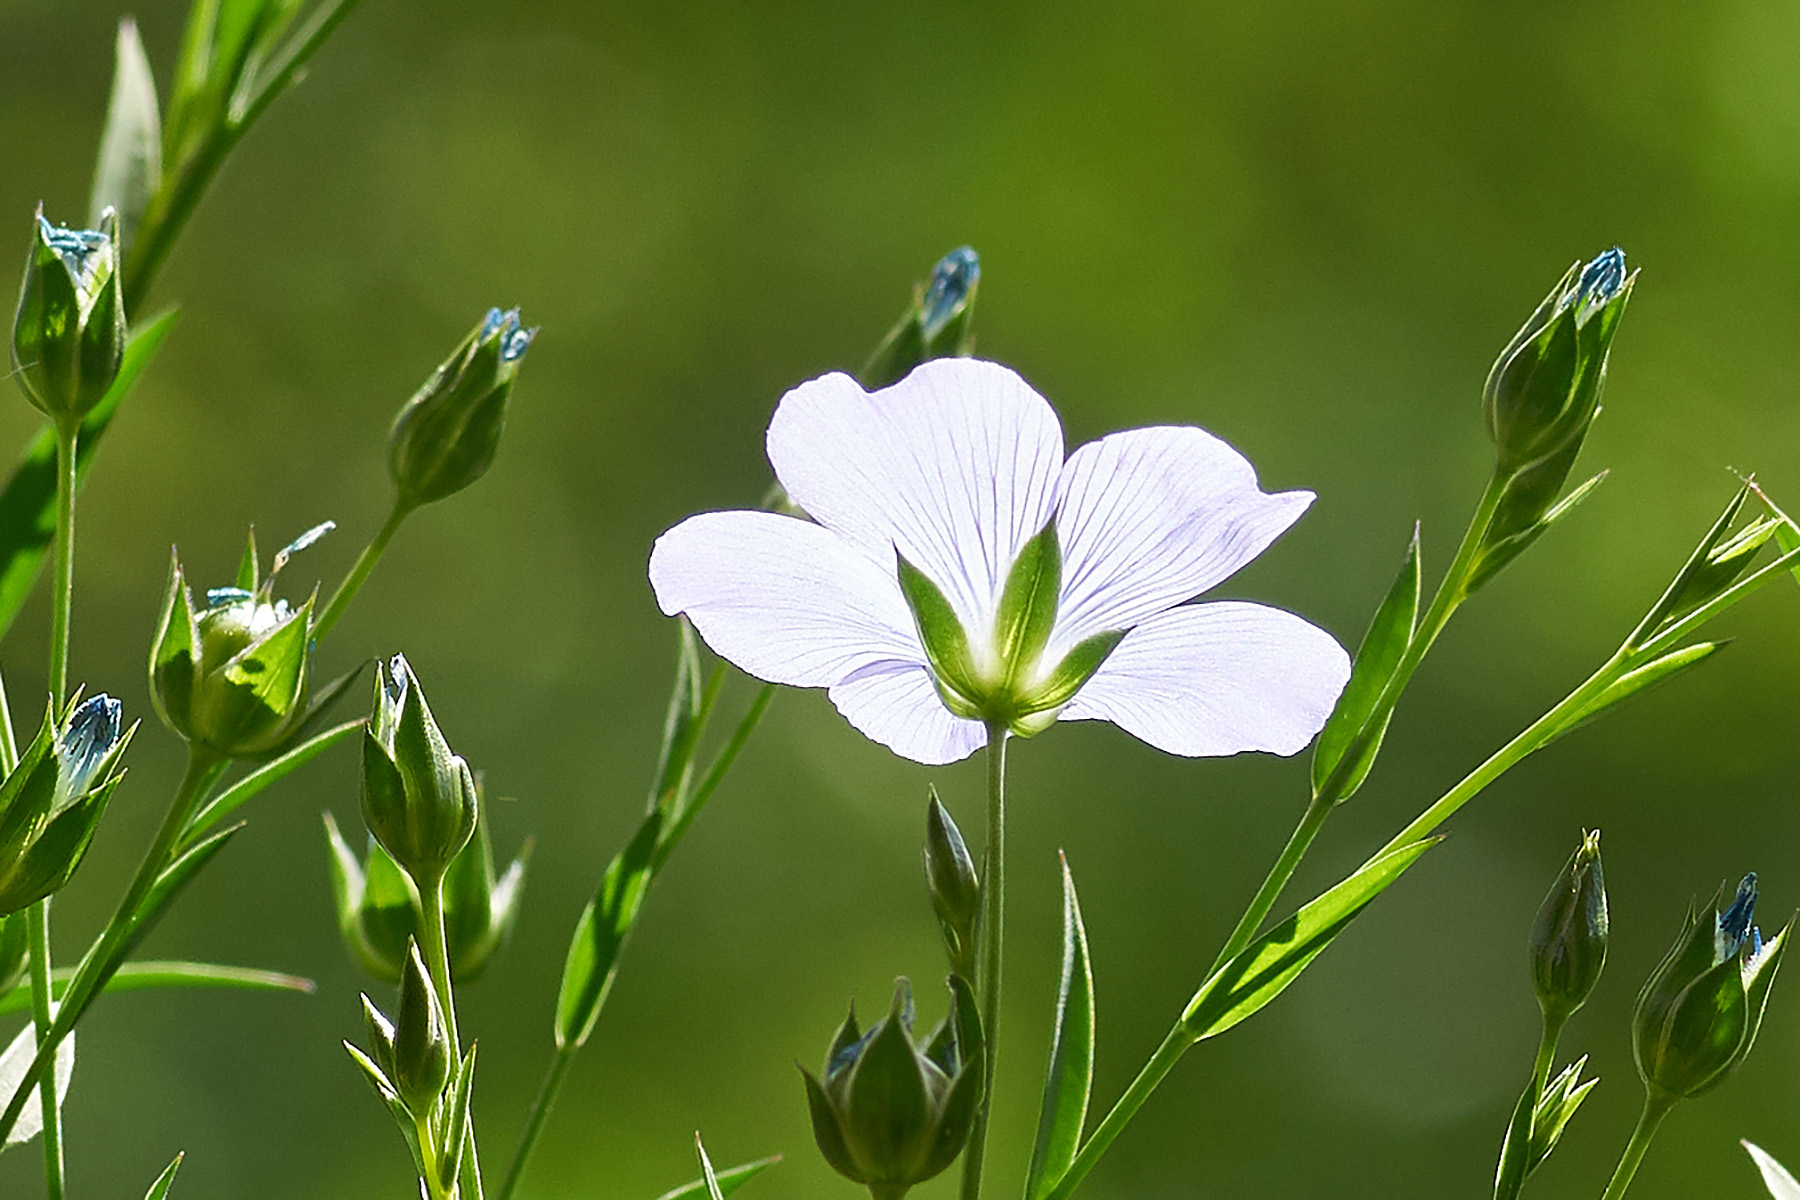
top-left (1048, 426), bottom-right (1314, 658)
top-left (1058, 602), bottom-right (1349, 757)
top-left (1744, 1142), bottom-right (1800, 1200)
top-left (828, 661), bottom-right (988, 766)
top-left (767, 359), bottom-right (1065, 644)
top-left (649, 511), bottom-right (920, 687)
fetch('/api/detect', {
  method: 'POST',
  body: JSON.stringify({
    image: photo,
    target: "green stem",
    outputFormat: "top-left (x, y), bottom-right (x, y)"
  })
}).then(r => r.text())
top-left (419, 878), bottom-right (484, 1200)
top-left (315, 497), bottom-right (414, 643)
top-left (1495, 1013), bottom-right (1567, 1200)
top-left (1204, 793), bottom-right (1334, 977)
top-left (1041, 1028), bottom-right (1190, 1200)
top-left (958, 724), bottom-right (1009, 1200)
top-left (495, 1046), bottom-right (577, 1200)
top-left (0, 747), bottom-right (224, 1143)
top-left (48, 427), bottom-right (76, 708)
top-left (1599, 1092), bottom-right (1674, 1200)
top-left (27, 900), bottom-right (64, 1200)
top-left (414, 1108), bottom-right (451, 1200)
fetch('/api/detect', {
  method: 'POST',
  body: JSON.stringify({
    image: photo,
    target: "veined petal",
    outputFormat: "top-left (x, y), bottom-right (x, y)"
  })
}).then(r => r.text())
top-left (1058, 602), bottom-right (1349, 757)
top-left (767, 359), bottom-right (1064, 645)
top-left (1048, 427), bottom-right (1313, 658)
top-left (828, 661), bottom-right (988, 766)
top-left (649, 511), bottom-right (920, 687)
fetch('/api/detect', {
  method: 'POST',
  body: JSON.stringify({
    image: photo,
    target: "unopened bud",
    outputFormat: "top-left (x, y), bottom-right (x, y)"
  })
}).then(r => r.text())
top-left (11, 206), bottom-right (126, 428)
top-left (389, 307), bottom-right (535, 508)
top-left (1529, 829), bottom-right (1608, 1021)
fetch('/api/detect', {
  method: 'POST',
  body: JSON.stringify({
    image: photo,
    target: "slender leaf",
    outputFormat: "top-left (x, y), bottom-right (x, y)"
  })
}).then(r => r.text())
top-left (555, 810), bottom-right (663, 1049)
top-left (654, 1154), bottom-right (780, 1200)
top-left (0, 959), bottom-right (312, 1017)
top-left (0, 309), bottom-right (179, 644)
top-left (1550, 642), bottom-right (1727, 744)
top-left (89, 17), bottom-right (163, 251)
top-left (144, 1152), bottom-right (184, 1200)
top-left (1027, 853), bottom-right (1096, 1200)
top-left (1312, 525), bottom-right (1420, 802)
top-left (123, 824), bottom-right (243, 963)
top-left (650, 621), bottom-right (711, 814)
top-left (181, 718), bottom-right (361, 847)
top-left (1181, 838), bottom-right (1440, 1041)
top-left (655, 683), bottom-right (774, 872)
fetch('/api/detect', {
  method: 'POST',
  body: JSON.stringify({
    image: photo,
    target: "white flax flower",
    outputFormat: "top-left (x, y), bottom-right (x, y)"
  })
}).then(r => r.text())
top-left (649, 358), bottom-right (1350, 765)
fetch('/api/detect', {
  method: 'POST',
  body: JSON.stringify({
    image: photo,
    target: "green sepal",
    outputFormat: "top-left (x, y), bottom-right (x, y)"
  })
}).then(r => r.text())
top-left (802, 1066), bottom-right (864, 1183)
top-left (1013, 630), bottom-right (1125, 723)
top-left (1312, 525), bottom-right (1419, 803)
top-left (555, 808), bottom-right (663, 1049)
top-left (360, 993), bottom-right (397, 1080)
top-left (392, 939), bottom-right (450, 1111)
top-left (651, 1155), bottom-right (782, 1200)
top-left (1182, 838), bottom-right (1440, 1041)
top-left (1526, 1056), bottom-right (1598, 1175)
top-left (234, 526), bottom-right (259, 591)
top-left (1467, 462), bottom-right (1606, 595)
top-left (896, 555), bottom-right (982, 717)
top-left (843, 986), bottom-right (933, 1180)
top-left (209, 591), bottom-right (313, 748)
top-left (0, 776), bottom-right (119, 917)
top-left (993, 519), bottom-right (1061, 691)
top-left (1026, 853), bottom-right (1095, 1200)
top-left (143, 1151), bottom-right (183, 1200)
top-left (183, 718), bottom-right (362, 850)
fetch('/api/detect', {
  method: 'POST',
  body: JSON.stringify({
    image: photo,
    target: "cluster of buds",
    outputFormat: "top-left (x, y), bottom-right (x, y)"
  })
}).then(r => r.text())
top-left (150, 524), bottom-right (330, 760)
top-left (11, 207), bottom-right (126, 430)
top-left (802, 977), bottom-right (984, 1200)
top-left (1632, 874), bottom-right (1789, 1101)
top-left (360, 655), bottom-right (479, 892)
top-left (325, 803), bottom-right (528, 985)
top-left (0, 694), bottom-right (132, 916)
top-left (388, 307), bottom-right (536, 509)
top-left (346, 940), bottom-right (477, 1197)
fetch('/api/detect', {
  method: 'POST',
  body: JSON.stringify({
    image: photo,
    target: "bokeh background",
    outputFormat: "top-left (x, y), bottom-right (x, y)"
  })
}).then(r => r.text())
top-left (3, 0), bottom-right (1800, 1196)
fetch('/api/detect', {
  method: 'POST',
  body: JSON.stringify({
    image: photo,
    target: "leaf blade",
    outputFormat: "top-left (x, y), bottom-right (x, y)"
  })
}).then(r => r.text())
top-left (1312, 526), bottom-right (1420, 802)
top-left (1026, 853), bottom-right (1095, 1200)
top-left (652, 1155), bottom-right (781, 1200)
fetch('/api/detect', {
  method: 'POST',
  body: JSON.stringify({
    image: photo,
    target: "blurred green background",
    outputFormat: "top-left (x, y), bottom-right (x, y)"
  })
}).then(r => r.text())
top-left (4, 0), bottom-right (1800, 1196)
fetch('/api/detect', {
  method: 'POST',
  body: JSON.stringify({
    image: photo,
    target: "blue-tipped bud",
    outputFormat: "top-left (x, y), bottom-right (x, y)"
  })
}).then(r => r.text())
top-left (11, 206), bottom-right (126, 428)
top-left (360, 654), bottom-right (479, 890)
top-left (920, 247), bottom-right (980, 342)
top-left (1632, 874), bottom-right (1790, 1101)
top-left (388, 307), bottom-right (536, 507)
top-left (861, 247), bottom-right (982, 390)
top-left (0, 692), bottom-right (134, 916)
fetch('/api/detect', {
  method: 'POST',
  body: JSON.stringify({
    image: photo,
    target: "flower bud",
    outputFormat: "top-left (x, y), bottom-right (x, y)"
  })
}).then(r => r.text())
top-left (0, 912), bottom-right (28, 995)
top-left (388, 307), bottom-right (536, 508)
top-left (149, 525), bottom-right (329, 759)
top-left (861, 247), bottom-right (981, 390)
top-left (1529, 829), bottom-right (1608, 1022)
top-left (923, 790), bottom-right (979, 979)
top-left (392, 939), bottom-right (452, 1112)
top-left (1632, 874), bottom-right (1790, 1101)
top-left (361, 654), bottom-right (479, 889)
top-left (360, 992), bottom-right (398, 1082)
top-left (11, 206), bottom-right (126, 428)
top-left (0, 693), bottom-right (133, 916)
top-left (1483, 247), bottom-right (1633, 476)
top-left (325, 802), bottom-right (528, 984)
top-left (800, 976), bottom-right (984, 1198)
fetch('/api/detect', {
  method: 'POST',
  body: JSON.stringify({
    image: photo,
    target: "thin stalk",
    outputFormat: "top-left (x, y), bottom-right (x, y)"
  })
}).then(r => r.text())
top-left (1204, 793), bottom-right (1333, 977)
top-left (315, 497), bottom-right (414, 643)
top-left (27, 901), bottom-right (64, 1200)
top-left (0, 747), bottom-right (224, 1142)
top-left (1495, 1013), bottom-right (1567, 1200)
top-left (495, 1046), bottom-right (576, 1200)
top-left (1041, 1028), bottom-right (1190, 1200)
top-left (414, 1108), bottom-right (451, 1200)
top-left (419, 878), bottom-right (485, 1200)
top-left (958, 724), bottom-right (1008, 1200)
top-left (1599, 1093), bottom-right (1674, 1200)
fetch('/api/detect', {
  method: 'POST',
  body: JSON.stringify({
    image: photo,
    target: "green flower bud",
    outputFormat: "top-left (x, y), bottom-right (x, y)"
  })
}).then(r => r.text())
top-left (392, 939), bottom-right (452, 1112)
top-left (1483, 248), bottom-right (1633, 476)
top-left (389, 307), bottom-right (536, 508)
top-left (1632, 874), bottom-right (1791, 1101)
top-left (324, 801), bottom-right (529, 984)
top-left (801, 976), bottom-right (984, 1199)
top-left (11, 206), bottom-right (126, 428)
top-left (361, 654), bottom-right (479, 889)
top-left (1530, 829), bottom-right (1608, 1022)
top-left (0, 693), bottom-right (133, 916)
top-left (149, 525), bottom-right (330, 759)
top-left (360, 992), bottom-right (398, 1082)
top-left (0, 912), bottom-right (28, 996)
top-left (861, 247), bottom-right (981, 390)
top-left (923, 790), bottom-right (979, 979)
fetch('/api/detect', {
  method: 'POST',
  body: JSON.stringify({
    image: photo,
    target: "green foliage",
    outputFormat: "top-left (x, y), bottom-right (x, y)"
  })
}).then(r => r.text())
top-left (1312, 525), bottom-right (1418, 803)
top-left (1025, 855), bottom-right (1094, 1200)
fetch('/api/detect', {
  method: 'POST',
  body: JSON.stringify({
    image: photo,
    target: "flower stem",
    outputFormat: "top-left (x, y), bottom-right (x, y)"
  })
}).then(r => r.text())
top-left (27, 900), bottom-right (64, 1200)
top-left (1494, 1013), bottom-right (1567, 1200)
top-left (420, 877), bottom-right (484, 1200)
top-left (0, 746), bottom-right (225, 1143)
top-left (1204, 792), bottom-right (1334, 977)
top-left (315, 496), bottom-right (414, 643)
top-left (496, 1046), bottom-right (577, 1200)
top-left (958, 723), bottom-right (1009, 1200)
top-left (1599, 1092), bottom-right (1675, 1200)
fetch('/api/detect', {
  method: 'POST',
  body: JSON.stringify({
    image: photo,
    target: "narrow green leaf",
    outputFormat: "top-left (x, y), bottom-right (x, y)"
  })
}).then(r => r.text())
top-left (1026, 853), bottom-right (1095, 1200)
top-left (555, 810), bottom-right (663, 1049)
top-left (1181, 838), bottom-right (1440, 1041)
top-left (697, 1135), bottom-right (727, 1200)
top-left (143, 1151), bottom-right (184, 1200)
top-left (897, 555), bottom-right (981, 712)
top-left (0, 959), bottom-right (313, 1017)
top-left (0, 309), bottom-right (178, 644)
top-left (652, 1155), bottom-right (781, 1200)
top-left (1637, 541), bottom-right (1800, 658)
top-left (993, 519), bottom-right (1061, 689)
top-left (1550, 642), bottom-right (1728, 744)
top-left (89, 17), bottom-right (163, 252)
top-left (650, 620), bottom-right (712, 814)
top-left (124, 824), bottom-right (243, 968)
top-left (654, 682), bottom-right (774, 873)
top-left (1312, 525), bottom-right (1419, 802)
top-left (438, 1044), bottom-right (478, 1189)
top-left (181, 718), bottom-right (361, 848)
